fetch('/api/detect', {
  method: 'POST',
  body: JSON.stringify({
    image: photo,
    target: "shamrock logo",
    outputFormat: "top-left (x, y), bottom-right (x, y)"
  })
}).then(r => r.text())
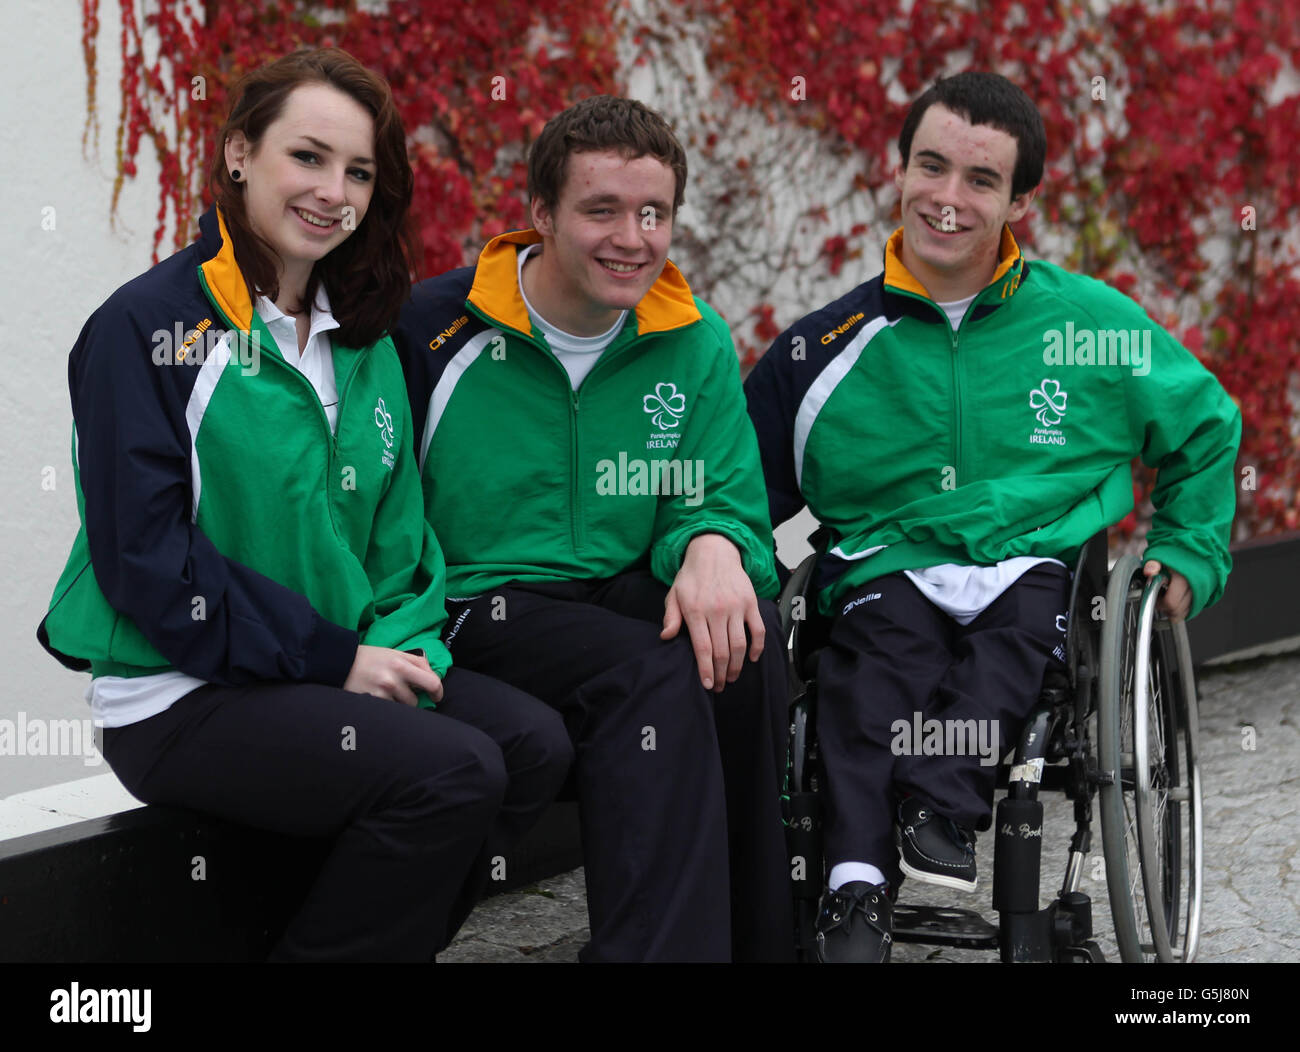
top-left (374, 396), bottom-right (395, 448)
top-left (643, 382), bottom-right (686, 430)
top-left (1029, 379), bottom-right (1068, 427)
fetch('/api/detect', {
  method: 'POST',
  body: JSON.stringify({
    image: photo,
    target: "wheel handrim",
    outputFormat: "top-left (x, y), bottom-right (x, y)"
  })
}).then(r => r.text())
top-left (1131, 577), bottom-right (1176, 960)
top-left (1097, 557), bottom-right (1202, 963)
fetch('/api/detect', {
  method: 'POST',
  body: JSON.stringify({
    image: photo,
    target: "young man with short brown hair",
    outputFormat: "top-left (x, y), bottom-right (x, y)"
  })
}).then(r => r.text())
top-left (394, 95), bottom-right (793, 962)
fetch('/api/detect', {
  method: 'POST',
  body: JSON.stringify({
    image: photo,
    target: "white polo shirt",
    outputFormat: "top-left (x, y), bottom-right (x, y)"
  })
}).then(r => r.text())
top-left (255, 287), bottom-right (342, 432)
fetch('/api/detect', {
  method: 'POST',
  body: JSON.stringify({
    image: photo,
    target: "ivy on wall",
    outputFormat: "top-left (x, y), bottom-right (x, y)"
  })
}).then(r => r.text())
top-left (82, 0), bottom-right (1300, 536)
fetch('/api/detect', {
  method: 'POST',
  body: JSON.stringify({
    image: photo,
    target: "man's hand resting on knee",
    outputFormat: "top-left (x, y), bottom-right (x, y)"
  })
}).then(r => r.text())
top-left (662, 533), bottom-right (766, 693)
top-left (344, 645), bottom-right (445, 706)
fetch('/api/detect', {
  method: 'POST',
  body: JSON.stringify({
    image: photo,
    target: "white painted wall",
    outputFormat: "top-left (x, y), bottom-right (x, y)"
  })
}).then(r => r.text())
top-left (0, 0), bottom-right (164, 795)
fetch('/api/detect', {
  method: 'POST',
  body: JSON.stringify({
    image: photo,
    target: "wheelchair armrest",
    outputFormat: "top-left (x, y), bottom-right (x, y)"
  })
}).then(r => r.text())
top-left (778, 550), bottom-right (819, 636)
top-left (778, 527), bottom-right (833, 632)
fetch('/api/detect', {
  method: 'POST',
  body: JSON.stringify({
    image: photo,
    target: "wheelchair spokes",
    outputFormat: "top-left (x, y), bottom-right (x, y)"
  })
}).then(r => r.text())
top-left (779, 533), bottom-right (1205, 964)
top-left (1099, 556), bottom-right (1202, 962)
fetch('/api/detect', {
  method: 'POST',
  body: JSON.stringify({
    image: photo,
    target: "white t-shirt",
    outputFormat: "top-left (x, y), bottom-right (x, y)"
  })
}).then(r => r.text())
top-left (935, 292), bottom-right (978, 331)
top-left (903, 558), bottom-right (1065, 625)
top-left (88, 290), bottom-right (343, 728)
top-left (517, 243), bottom-right (625, 389)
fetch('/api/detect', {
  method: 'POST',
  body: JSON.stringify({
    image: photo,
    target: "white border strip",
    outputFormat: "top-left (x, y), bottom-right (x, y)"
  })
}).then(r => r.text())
top-left (183, 331), bottom-right (234, 522)
top-left (419, 327), bottom-right (500, 473)
top-left (792, 315), bottom-right (897, 489)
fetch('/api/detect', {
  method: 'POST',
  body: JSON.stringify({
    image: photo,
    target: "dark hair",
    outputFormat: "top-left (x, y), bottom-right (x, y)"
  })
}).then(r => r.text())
top-left (898, 72), bottom-right (1045, 200)
top-left (208, 47), bottom-right (417, 347)
top-left (527, 95), bottom-right (688, 214)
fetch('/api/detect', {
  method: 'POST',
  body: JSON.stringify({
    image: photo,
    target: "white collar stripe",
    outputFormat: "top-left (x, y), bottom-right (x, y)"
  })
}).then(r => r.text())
top-left (419, 327), bottom-right (501, 473)
top-left (183, 331), bottom-right (235, 522)
top-left (792, 315), bottom-right (897, 490)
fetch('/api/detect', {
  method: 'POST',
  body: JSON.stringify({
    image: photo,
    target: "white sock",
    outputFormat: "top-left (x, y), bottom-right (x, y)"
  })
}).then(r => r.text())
top-left (829, 861), bottom-right (888, 891)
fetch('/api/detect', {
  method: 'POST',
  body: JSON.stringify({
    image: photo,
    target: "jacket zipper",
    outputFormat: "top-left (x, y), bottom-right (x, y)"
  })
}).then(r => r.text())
top-left (893, 259), bottom-right (1017, 493)
top-left (511, 314), bottom-right (643, 554)
top-left (947, 289), bottom-right (995, 488)
top-left (569, 387), bottom-right (582, 549)
top-left (197, 273), bottom-right (361, 539)
top-left (515, 331), bottom-right (586, 551)
top-left (949, 320), bottom-right (963, 486)
top-left (565, 326), bottom-right (643, 551)
top-left (899, 288), bottom-right (968, 490)
top-left (464, 301), bottom-right (664, 556)
top-left (264, 339), bottom-right (365, 542)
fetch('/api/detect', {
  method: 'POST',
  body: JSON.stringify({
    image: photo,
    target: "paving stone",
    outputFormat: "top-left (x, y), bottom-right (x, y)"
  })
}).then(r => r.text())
top-left (445, 651), bottom-right (1300, 963)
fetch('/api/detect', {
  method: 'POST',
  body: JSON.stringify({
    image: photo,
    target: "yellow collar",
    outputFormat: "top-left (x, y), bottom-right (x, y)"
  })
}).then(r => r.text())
top-left (467, 228), bottom-right (702, 336)
top-left (883, 224), bottom-right (1023, 303)
top-left (198, 208), bottom-right (255, 331)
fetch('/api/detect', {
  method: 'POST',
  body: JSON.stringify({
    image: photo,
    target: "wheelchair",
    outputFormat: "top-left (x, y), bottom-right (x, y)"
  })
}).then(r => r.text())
top-left (779, 530), bottom-right (1204, 963)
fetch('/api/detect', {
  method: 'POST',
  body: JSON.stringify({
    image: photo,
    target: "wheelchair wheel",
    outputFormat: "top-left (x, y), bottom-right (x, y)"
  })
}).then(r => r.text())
top-left (1097, 554), bottom-right (1203, 962)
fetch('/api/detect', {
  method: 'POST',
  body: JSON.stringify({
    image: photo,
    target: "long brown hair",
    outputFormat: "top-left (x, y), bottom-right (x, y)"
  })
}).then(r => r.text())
top-left (208, 47), bottom-right (417, 347)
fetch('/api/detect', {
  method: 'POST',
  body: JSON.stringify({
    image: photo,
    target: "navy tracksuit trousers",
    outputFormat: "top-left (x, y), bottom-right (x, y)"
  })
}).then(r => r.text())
top-left (101, 667), bottom-right (571, 961)
top-left (444, 570), bottom-right (795, 962)
top-left (816, 564), bottom-right (1071, 889)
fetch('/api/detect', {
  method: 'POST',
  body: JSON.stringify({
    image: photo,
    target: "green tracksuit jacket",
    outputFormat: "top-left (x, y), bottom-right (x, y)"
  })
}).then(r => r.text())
top-left (745, 226), bottom-right (1243, 619)
top-left (393, 229), bottom-right (780, 600)
top-left (40, 208), bottom-right (452, 686)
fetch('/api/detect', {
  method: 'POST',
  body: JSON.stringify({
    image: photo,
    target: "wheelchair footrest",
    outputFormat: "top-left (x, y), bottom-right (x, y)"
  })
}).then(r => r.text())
top-left (891, 903), bottom-right (1000, 949)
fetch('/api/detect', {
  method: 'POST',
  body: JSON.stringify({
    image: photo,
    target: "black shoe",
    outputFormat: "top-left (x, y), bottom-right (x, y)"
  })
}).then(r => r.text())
top-left (815, 881), bottom-right (893, 963)
top-left (896, 797), bottom-right (977, 892)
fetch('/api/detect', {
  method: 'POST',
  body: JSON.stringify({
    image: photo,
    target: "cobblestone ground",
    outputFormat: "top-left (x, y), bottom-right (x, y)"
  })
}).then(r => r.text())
top-left (443, 650), bottom-right (1300, 963)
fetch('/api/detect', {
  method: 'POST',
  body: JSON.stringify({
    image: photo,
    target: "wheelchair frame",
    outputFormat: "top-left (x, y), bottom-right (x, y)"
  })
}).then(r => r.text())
top-left (780, 530), bottom-right (1204, 963)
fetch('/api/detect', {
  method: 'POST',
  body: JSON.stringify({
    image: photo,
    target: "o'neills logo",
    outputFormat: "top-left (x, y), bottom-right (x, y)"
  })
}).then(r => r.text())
top-left (177, 318), bottom-right (213, 358)
top-left (428, 314), bottom-right (469, 349)
top-left (821, 311), bottom-right (865, 344)
top-left (151, 322), bottom-right (261, 375)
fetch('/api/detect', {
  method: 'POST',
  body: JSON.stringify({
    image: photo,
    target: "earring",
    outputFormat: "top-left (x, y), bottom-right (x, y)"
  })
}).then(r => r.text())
top-left (231, 169), bottom-right (241, 182)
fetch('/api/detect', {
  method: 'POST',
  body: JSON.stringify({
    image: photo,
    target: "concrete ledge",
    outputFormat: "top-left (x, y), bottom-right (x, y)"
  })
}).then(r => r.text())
top-left (0, 773), bottom-right (143, 840)
top-left (0, 800), bottom-right (581, 962)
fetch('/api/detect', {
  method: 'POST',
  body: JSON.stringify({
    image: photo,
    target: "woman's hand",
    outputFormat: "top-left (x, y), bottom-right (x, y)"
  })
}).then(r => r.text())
top-left (344, 645), bottom-right (444, 706)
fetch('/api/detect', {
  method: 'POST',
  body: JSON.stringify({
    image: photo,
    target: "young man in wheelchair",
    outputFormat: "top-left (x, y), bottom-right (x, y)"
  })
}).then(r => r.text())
top-left (744, 72), bottom-right (1240, 962)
